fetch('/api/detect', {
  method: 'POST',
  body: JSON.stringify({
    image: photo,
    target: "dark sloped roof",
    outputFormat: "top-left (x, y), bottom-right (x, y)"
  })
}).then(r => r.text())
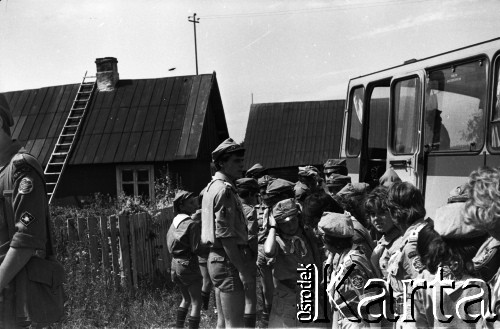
top-left (3, 73), bottom-right (223, 166)
top-left (244, 100), bottom-right (345, 169)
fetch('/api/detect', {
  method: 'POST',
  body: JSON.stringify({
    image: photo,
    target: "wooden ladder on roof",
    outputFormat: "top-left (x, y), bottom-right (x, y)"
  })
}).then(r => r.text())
top-left (44, 72), bottom-right (97, 204)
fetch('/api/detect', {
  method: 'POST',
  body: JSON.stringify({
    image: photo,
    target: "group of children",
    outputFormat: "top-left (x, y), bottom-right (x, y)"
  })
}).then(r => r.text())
top-left (166, 159), bottom-right (500, 329)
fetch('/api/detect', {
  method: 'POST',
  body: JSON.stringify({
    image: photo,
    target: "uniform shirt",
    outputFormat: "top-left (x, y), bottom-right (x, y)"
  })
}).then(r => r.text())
top-left (242, 203), bottom-right (258, 253)
top-left (473, 236), bottom-right (500, 283)
top-left (166, 213), bottom-right (201, 259)
top-left (327, 247), bottom-right (378, 322)
top-left (0, 141), bottom-right (48, 257)
top-left (269, 230), bottom-right (316, 282)
top-left (201, 172), bottom-right (248, 248)
top-left (414, 269), bottom-right (483, 329)
top-left (370, 226), bottom-right (403, 279)
top-left (386, 219), bottom-right (428, 298)
top-left (352, 217), bottom-right (375, 259)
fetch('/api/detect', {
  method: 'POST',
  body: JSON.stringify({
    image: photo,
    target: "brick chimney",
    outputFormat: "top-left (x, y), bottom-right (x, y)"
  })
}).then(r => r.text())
top-left (95, 57), bottom-right (119, 91)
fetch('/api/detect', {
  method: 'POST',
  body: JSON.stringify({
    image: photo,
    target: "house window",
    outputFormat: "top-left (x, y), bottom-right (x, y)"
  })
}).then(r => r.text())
top-left (116, 165), bottom-right (155, 200)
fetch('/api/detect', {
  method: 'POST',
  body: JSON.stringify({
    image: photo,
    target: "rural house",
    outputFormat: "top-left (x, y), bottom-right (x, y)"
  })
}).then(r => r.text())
top-left (2, 57), bottom-right (229, 203)
top-left (243, 100), bottom-right (345, 181)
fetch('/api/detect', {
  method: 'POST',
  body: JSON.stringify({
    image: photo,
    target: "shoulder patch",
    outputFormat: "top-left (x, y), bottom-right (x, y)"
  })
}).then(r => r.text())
top-left (18, 177), bottom-right (33, 194)
top-left (350, 272), bottom-right (366, 290)
top-left (411, 255), bottom-right (425, 273)
top-left (19, 211), bottom-right (36, 227)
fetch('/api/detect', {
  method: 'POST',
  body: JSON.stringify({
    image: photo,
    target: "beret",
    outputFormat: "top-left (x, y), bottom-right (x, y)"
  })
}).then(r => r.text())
top-left (336, 182), bottom-right (370, 197)
top-left (318, 212), bottom-right (354, 238)
top-left (212, 138), bottom-right (244, 162)
top-left (326, 174), bottom-right (351, 187)
top-left (266, 178), bottom-right (295, 195)
top-left (0, 94), bottom-right (14, 127)
top-left (236, 178), bottom-right (259, 193)
top-left (324, 159), bottom-right (348, 175)
top-left (173, 190), bottom-right (195, 205)
top-left (298, 165), bottom-right (320, 177)
top-left (246, 163), bottom-right (265, 176)
top-left (379, 168), bottom-right (402, 187)
top-left (272, 198), bottom-right (299, 223)
top-left (258, 175), bottom-right (275, 188)
top-left (434, 202), bottom-right (484, 238)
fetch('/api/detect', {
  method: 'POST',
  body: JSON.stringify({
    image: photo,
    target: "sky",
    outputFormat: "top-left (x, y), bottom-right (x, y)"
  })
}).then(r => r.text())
top-left (1, 0), bottom-right (500, 143)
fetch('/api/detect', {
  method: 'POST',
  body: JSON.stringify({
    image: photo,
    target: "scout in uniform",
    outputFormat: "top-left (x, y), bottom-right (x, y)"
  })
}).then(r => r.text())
top-left (264, 198), bottom-right (322, 328)
top-left (298, 166), bottom-right (322, 193)
top-left (385, 182), bottom-right (429, 327)
top-left (201, 138), bottom-right (253, 328)
top-left (193, 188), bottom-right (212, 311)
top-left (0, 95), bottom-right (59, 327)
top-left (326, 174), bottom-right (351, 196)
top-left (321, 212), bottom-right (379, 329)
top-left (413, 192), bottom-right (487, 329)
top-left (236, 177), bottom-right (260, 328)
top-left (463, 167), bottom-right (500, 324)
top-left (364, 186), bottom-right (402, 279)
top-left (167, 190), bottom-right (202, 329)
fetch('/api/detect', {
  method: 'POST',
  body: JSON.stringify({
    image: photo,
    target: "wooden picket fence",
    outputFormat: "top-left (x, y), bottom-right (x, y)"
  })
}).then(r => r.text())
top-left (53, 207), bottom-right (175, 291)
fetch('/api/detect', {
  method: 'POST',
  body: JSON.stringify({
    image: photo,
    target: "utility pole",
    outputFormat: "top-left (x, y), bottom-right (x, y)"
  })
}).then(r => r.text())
top-left (188, 13), bottom-right (200, 75)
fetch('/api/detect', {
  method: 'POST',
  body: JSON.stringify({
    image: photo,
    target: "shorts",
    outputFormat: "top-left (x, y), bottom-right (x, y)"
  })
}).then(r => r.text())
top-left (171, 258), bottom-right (202, 287)
top-left (208, 249), bottom-right (244, 293)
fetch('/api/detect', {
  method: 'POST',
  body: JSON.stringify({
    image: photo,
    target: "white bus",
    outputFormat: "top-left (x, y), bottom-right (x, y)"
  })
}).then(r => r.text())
top-left (340, 37), bottom-right (500, 217)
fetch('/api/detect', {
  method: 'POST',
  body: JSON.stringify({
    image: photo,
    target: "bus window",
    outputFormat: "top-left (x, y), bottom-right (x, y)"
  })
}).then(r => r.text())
top-left (392, 77), bottom-right (421, 155)
top-left (347, 87), bottom-right (364, 157)
top-left (368, 86), bottom-right (389, 159)
top-left (491, 62), bottom-right (500, 149)
top-left (424, 60), bottom-right (486, 152)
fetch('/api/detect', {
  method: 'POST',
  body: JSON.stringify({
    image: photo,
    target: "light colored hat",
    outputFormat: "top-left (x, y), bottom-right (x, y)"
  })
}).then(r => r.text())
top-left (336, 182), bottom-right (370, 197)
top-left (246, 163), bottom-right (265, 177)
top-left (318, 212), bottom-right (354, 238)
top-left (434, 202), bottom-right (484, 238)
top-left (379, 168), bottom-right (401, 187)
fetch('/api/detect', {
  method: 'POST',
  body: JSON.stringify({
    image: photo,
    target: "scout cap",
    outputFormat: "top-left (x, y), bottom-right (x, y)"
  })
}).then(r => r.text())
top-left (211, 138), bottom-right (244, 162)
top-left (298, 165), bottom-right (320, 177)
top-left (294, 181), bottom-right (310, 200)
top-left (0, 94), bottom-right (14, 127)
top-left (447, 183), bottom-right (469, 204)
top-left (336, 182), bottom-right (370, 197)
top-left (434, 202), bottom-right (484, 238)
top-left (258, 175), bottom-right (275, 188)
top-left (326, 174), bottom-right (351, 189)
top-left (318, 212), bottom-right (354, 238)
top-left (266, 178), bottom-right (295, 196)
top-left (379, 168), bottom-right (401, 187)
top-left (272, 198), bottom-right (299, 223)
top-left (236, 178), bottom-right (259, 193)
top-left (324, 159), bottom-right (348, 176)
top-left (246, 163), bottom-right (265, 177)
top-left (173, 190), bottom-right (195, 208)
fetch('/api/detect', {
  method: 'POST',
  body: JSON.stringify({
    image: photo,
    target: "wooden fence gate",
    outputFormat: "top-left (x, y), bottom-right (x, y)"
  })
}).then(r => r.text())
top-left (53, 207), bottom-right (175, 291)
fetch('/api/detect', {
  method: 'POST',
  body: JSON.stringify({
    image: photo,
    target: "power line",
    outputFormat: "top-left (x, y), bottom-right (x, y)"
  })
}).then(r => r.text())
top-left (202, 0), bottom-right (434, 20)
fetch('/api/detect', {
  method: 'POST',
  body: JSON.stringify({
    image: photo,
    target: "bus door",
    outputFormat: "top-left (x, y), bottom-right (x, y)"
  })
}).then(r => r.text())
top-left (423, 59), bottom-right (488, 216)
top-left (487, 53), bottom-right (500, 167)
top-left (387, 73), bottom-right (425, 189)
top-left (359, 80), bottom-right (391, 187)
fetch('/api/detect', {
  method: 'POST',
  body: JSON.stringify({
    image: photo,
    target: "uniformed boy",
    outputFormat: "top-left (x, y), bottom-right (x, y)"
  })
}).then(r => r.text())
top-left (167, 190), bottom-right (202, 329)
top-left (201, 138), bottom-right (253, 328)
top-left (320, 212), bottom-right (379, 329)
top-left (0, 95), bottom-right (54, 327)
top-left (236, 177), bottom-right (260, 328)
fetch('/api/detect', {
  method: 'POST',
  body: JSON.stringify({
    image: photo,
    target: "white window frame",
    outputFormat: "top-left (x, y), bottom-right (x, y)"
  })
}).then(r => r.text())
top-left (116, 165), bottom-right (155, 201)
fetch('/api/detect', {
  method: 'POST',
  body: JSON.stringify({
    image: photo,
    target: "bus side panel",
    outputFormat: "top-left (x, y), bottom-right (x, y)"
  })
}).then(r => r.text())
top-left (425, 155), bottom-right (484, 218)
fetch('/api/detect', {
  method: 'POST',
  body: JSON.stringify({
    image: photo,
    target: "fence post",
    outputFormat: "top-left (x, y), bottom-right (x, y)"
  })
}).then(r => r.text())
top-left (87, 216), bottom-right (100, 270)
top-left (67, 218), bottom-right (78, 242)
top-left (100, 216), bottom-right (110, 275)
top-left (77, 217), bottom-right (86, 241)
top-left (109, 215), bottom-right (121, 290)
top-left (129, 214), bottom-right (138, 289)
top-left (118, 214), bottom-right (133, 292)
